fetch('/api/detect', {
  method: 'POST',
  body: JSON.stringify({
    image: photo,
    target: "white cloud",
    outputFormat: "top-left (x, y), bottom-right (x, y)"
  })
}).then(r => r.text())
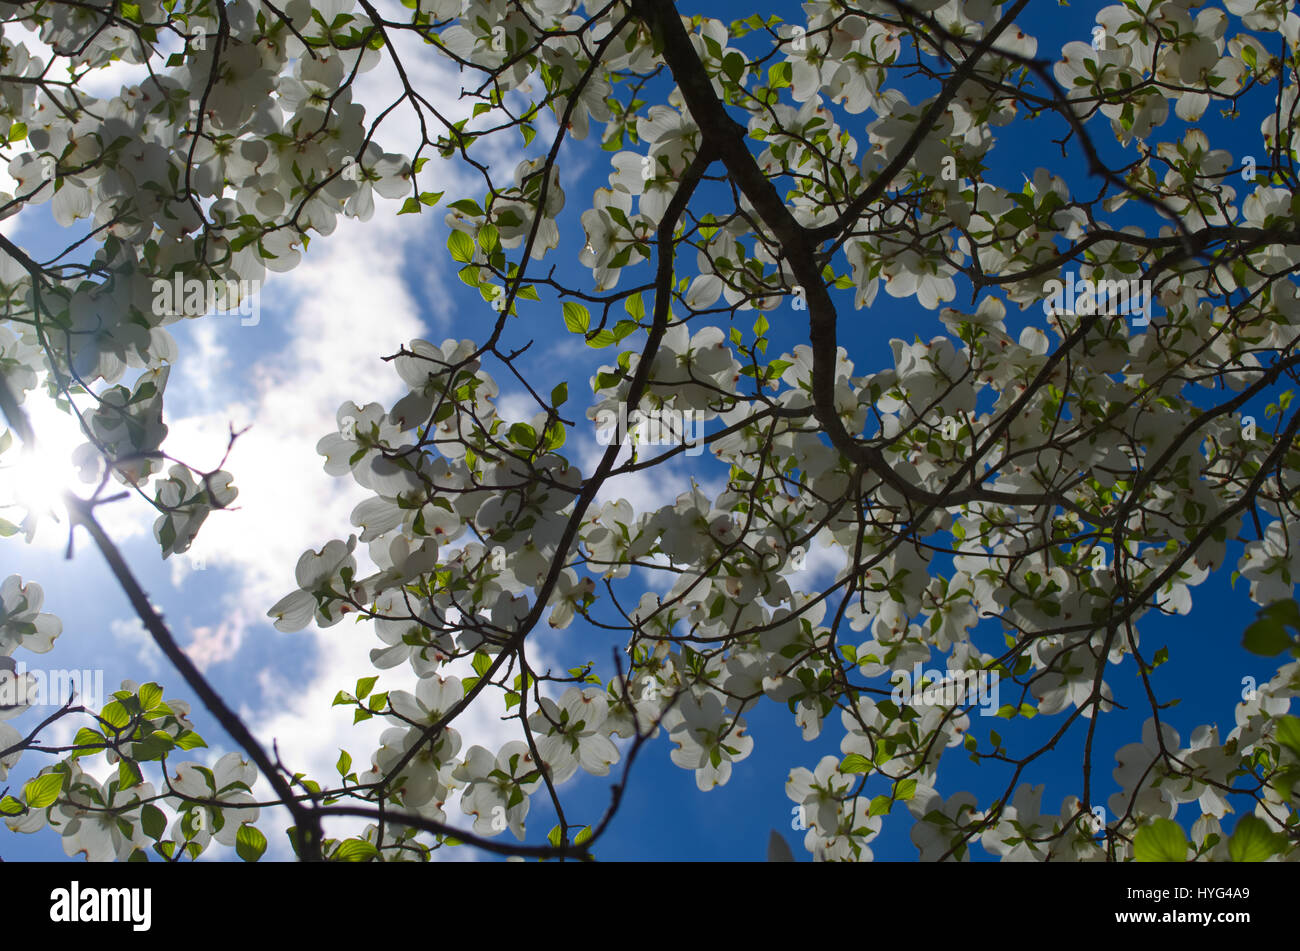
top-left (183, 613), bottom-right (249, 671)
top-left (785, 534), bottom-right (847, 591)
top-left (109, 616), bottom-right (165, 676)
top-left (495, 389), bottom-right (540, 426)
top-left (580, 430), bottom-right (722, 516)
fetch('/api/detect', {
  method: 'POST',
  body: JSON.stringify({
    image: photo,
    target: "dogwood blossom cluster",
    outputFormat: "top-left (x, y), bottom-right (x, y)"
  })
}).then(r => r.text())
top-left (0, 0), bottom-right (421, 528)
top-left (4, 679), bottom-right (267, 861)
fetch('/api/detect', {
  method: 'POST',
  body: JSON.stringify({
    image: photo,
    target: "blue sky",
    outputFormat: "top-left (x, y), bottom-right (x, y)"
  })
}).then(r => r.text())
top-left (0, 0), bottom-right (1291, 861)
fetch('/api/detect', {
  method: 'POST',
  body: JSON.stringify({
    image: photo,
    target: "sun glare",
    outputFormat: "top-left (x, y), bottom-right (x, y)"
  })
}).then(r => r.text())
top-left (0, 402), bottom-right (88, 542)
top-left (2, 445), bottom-right (72, 522)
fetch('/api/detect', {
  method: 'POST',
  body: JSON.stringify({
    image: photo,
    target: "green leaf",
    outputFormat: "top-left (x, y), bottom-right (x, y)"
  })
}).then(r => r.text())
top-left (141, 804), bottom-right (167, 840)
top-left (543, 421), bottom-right (565, 451)
top-left (1243, 617), bottom-right (1294, 656)
top-left (334, 838), bottom-right (380, 861)
top-left (447, 198), bottom-right (484, 216)
top-left (624, 293), bottom-right (645, 321)
top-left (562, 301), bottom-right (590, 334)
top-left (337, 749), bottom-right (353, 777)
top-left (398, 197), bottom-right (422, 215)
top-left (236, 823), bottom-right (268, 862)
top-left (173, 730), bottom-right (207, 751)
top-left (355, 676), bottom-right (378, 700)
top-left (839, 753), bottom-right (872, 773)
top-left (1276, 714), bottom-right (1300, 758)
top-left (69, 728), bottom-right (104, 759)
top-left (100, 699), bottom-right (131, 729)
top-left (722, 50), bottom-right (745, 82)
top-left (118, 757), bottom-right (143, 790)
top-left (551, 382), bottom-right (568, 406)
top-left (24, 773), bottom-right (63, 809)
top-left (1260, 598), bottom-right (1300, 629)
top-left (447, 229), bottom-right (476, 263)
top-left (1228, 815), bottom-right (1283, 861)
top-left (1133, 818), bottom-right (1188, 861)
top-left (145, 729), bottom-right (176, 753)
top-left (509, 422), bottom-right (536, 449)
top-left (138, 682), bottom-right (164, 710)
